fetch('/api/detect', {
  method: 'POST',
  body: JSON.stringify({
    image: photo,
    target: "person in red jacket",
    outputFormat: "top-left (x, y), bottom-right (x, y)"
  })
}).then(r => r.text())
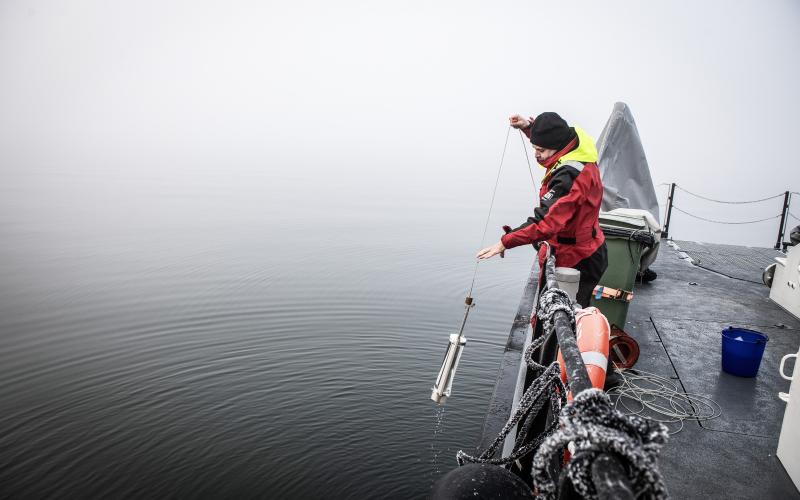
top-left (477, 112), bottom-right (608, 308)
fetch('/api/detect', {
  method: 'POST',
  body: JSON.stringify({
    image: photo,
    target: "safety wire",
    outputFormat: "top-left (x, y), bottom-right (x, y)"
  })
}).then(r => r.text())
top-left (674, 185), bottom-right (784, 204)
top-left (672, 206), bottom-right (781, 225)
top-left (468, 126), bottom-right (512, 298)
top-left (606, 368), bottom-right (722, 435)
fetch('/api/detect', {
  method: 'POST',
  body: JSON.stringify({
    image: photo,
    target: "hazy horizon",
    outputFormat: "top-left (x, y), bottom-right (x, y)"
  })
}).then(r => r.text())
top-left (2, 1), bottom-right (799, 248)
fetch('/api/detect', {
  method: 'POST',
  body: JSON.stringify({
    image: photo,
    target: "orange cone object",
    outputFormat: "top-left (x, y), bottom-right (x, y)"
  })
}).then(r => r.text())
top-left (557, 307), bottom-right (610, 400)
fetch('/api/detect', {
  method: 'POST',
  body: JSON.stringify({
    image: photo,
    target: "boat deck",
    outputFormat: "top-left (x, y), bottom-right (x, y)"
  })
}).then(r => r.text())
top-left (478, 240), bottom-right (800, 498)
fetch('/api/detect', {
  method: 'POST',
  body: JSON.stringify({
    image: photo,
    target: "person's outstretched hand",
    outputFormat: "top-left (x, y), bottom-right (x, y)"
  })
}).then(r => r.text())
top-left (476, 241), bottom-right (506, 260)
top-left (509, 114), bottom-right (530, 129)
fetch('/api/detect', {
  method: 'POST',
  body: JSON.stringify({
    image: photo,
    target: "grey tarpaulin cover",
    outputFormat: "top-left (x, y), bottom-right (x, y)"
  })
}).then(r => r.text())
top-left (596, 102), bottom-right (660, 224)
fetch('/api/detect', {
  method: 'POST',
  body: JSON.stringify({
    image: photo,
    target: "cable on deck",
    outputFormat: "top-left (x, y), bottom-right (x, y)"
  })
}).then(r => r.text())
top-left (606, 368), bottom-right (722, 434)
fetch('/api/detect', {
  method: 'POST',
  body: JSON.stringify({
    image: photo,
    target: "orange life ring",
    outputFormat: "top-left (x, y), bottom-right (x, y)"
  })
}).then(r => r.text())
top-left (557, 307), bottom-right (610, 400)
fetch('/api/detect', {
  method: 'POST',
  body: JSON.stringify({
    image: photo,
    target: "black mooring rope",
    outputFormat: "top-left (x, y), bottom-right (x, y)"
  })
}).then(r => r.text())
top-left (455, 332), bottom-right (566, 467)
top-left (456, 286), bottom-right (575, 467)
top-left (532, 389), bottom-right (670, 500)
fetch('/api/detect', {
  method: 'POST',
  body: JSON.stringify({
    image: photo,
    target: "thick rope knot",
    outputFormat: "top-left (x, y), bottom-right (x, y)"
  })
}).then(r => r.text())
top-left (537, 287), bottom-right (574, 334)
top-left (532, 388), bottom-right (670, 500)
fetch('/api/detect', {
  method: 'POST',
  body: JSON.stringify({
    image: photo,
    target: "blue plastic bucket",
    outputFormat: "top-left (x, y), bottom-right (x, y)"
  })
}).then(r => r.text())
top-left (721, 327), bottom-right (769, 377)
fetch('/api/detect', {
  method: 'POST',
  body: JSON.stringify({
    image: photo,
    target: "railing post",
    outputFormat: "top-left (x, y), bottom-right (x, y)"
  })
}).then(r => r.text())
top-left (776, 191), bottom-right (791, 250)
top-left (662, 183), bottom-right (676, 239)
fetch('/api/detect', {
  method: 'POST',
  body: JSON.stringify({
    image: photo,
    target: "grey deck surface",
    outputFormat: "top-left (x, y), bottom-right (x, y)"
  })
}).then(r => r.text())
top-left (672, 239), bottom-right (784, 284)
top-left (627, 241), bottom-right (799, 499)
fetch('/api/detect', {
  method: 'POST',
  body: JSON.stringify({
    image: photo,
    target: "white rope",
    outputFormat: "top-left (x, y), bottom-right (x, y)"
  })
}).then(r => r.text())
top-left (606, 368), bottom-right (722, 435)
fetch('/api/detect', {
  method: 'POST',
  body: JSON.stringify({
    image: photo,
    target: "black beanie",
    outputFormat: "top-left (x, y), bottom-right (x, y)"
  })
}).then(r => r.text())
top-left (530, 112), bottom-right (576, 150)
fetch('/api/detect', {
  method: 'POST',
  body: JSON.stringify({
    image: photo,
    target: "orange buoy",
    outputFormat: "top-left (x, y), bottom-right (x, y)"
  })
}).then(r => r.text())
top-left (557, 307), bottom-right (610, 400)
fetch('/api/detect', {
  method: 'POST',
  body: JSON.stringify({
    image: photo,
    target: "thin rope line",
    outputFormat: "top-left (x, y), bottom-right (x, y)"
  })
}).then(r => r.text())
top-left (790, 211), bottom-right (800, 222)
top-left (518, 130), bottom-right (537, 193)
top-left (674, 185), bottom-right (783, 204)
top-left (673, 206), bottom-right (781, 225)
top-left (468, 127), bottom-right (511, 297)
top-left (607, 368), bottom-right (721, 435)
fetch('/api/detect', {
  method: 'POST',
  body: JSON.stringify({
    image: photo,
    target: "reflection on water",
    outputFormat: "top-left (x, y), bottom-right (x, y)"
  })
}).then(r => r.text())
top-left (0, 167), bottom-right (536, 498)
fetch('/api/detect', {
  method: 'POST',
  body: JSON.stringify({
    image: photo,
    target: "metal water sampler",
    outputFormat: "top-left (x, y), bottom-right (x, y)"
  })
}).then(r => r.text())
top-left (431, 297), bottom-right (473, 404)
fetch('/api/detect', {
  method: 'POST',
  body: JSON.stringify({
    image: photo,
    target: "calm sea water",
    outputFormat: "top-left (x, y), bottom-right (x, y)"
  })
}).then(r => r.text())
top-left (0, 164), bottom-right (539, 499)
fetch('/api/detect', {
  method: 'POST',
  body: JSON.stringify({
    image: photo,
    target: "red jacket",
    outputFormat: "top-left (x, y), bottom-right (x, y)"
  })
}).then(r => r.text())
top-left (500, 127), bottom-right (604, 268)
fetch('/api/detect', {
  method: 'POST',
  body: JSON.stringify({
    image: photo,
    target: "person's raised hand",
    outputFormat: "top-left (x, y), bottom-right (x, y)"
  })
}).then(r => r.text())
top-left (509, 114), bottom-right (530, 129)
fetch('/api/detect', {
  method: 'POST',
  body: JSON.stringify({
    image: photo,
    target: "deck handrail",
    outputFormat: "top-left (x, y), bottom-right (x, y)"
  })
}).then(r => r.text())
top-left (661, 183), bottom-right (794, 250)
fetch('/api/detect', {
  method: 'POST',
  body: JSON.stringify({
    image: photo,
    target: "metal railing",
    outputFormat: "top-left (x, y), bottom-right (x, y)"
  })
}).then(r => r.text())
top-left (662, 183), bottom-right (795, 250)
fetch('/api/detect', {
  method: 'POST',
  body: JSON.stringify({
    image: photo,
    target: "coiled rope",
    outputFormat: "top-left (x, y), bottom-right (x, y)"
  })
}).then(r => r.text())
top-left (606, 368), bottom-right (722, 434)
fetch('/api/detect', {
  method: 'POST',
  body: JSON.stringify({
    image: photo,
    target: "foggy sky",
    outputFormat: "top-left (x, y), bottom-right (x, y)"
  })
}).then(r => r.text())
top-left (1, 0), bottom-right (799, 246)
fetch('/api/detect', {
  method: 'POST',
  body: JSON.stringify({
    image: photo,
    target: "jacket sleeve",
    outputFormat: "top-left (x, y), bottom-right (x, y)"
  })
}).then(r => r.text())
top-left (502, 165), bottom-right (583, 249)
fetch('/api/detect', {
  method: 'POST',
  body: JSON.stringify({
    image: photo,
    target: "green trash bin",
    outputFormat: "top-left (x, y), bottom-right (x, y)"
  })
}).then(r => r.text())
top-left (590, 212), bottom-right (653, 329)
